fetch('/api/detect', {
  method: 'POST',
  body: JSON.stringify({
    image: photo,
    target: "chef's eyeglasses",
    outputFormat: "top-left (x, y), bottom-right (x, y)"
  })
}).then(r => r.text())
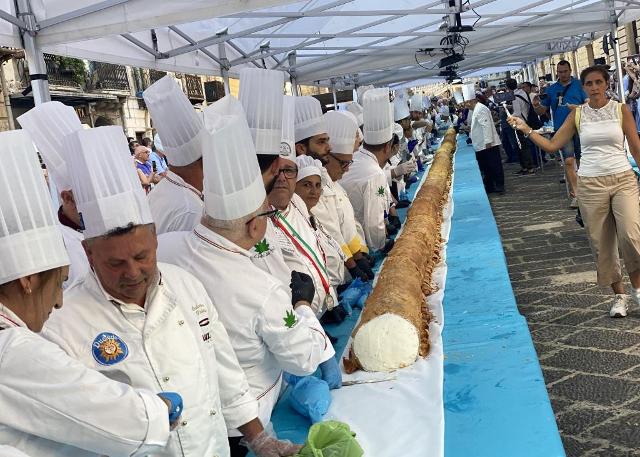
top-left (246, 209), bottom-right (277, 225)
top-left (277, 167), bottom-right (298, 179)
top-left (328, 152), bottom-right (353, 169)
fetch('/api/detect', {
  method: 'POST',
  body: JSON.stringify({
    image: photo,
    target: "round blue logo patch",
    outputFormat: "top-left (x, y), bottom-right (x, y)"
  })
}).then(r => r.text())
top-left (92, 332), bottom-right (129, 366)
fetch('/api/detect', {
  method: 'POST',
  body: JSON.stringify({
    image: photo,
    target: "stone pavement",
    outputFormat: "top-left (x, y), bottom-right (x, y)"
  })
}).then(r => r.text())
top-left (489, 158), bottom-right (640, 457)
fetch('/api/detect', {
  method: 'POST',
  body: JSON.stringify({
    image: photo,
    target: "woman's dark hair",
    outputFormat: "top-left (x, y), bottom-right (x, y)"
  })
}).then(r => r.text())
top-left (580, 65), bottom-right (610, 85)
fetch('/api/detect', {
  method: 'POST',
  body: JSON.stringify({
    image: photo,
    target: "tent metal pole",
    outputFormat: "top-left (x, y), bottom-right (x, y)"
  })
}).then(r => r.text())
top-left (288, 52), bottom-right (299, 96)
top-left (331, 79), bottom-right (338, 107)
top-left (610, 0), bottom-right (625, 103)
top-left (217, 32), bottom-right (230, 95)
top-left (16, 0), bottom-right (50, 105)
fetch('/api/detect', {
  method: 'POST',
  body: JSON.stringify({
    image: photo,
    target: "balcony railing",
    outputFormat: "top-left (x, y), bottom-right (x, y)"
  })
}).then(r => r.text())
top-left (184, 74), bottom-right (204, 101)
top-left (43, 53), bottom-right (86, 89)
top-left (149, 69), bottom-right (167, 84)
top-left (89, 62), bottom-right (130, 92)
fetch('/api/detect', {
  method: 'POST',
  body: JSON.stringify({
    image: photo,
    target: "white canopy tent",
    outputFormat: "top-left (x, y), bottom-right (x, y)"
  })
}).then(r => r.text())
top-left (0, 0), bottom-right (638, 104)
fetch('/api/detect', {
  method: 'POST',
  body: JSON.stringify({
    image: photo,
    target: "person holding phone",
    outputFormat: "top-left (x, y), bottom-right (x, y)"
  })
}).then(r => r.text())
top-left (534, 60), bottom-right (588, 206)
top-left (510, 65), bottom-right (640, 318)
top-left (134, 145), bottom-right (159, 191)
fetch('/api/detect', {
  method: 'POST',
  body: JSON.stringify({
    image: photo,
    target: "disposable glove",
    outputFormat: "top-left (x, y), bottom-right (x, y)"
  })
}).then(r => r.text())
top-left (388, 215), bottom-right (401, 230)
top-left (247, 430), bottom-right (303, 457)
top-left (355, 257), bottom-right (374, 280)
top-left (382, 239), bottom-right (395, 254)
top-left (290, 271), bottom-right (316, 305)
top-left (319, 357), bottom-right (343, 389)
top-left (394, 159), bottom-right (417, 176)
top-left (347, 264), bottom-right (369, 282)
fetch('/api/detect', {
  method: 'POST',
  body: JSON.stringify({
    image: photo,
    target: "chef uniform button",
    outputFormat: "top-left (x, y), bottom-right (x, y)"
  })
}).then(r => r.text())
top-left (209, 409), bottom-right (216, 416)
top-left (181, 420), bottom-right (188, 426)
top-left (163, 376), bottom-right (170, 382)
top-left (178, 320), bottom-right (185, 326)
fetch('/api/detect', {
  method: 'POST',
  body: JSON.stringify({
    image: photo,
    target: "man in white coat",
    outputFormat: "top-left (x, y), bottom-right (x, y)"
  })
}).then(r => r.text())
top-left (144, 76), bottom-right (205, 234)
top-left (156, 98), bottom-right (339, 455)
top-left (42, 126), bottom-right (295, 457)
top-left (467, 92), bottom-right (505, 194)
top-left (340, 88), bottom-right (396, 253)
top-left (17, 101), bottom-right (90, 289)
top-left (312, 110), bottom-right (374, 282)
top-left (0, 129), bottom-right (175, 457)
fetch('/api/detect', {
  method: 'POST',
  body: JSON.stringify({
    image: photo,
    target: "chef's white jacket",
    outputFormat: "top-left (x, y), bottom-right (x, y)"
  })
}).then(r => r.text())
top-left (339, 149), bottom-right (389, 252)
top-left (0, 305), bottom-right (170, 457)
top-left (267, 195), bottom-right (338, 316)
top-left (42, 264), bottom-right (257, 457)
top-left (60, 225), bottom-right (89, 290)
top-left (156, 225), bottom-right (334, 434)
top-left (312, 169), bottom-right (366, 259)
top-left (470, 102), bottom-right (501, 152)
top-left (148, 171), bottom-right (204, 234)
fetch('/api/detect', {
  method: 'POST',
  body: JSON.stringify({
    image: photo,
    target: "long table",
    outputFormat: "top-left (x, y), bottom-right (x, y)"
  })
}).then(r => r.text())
top-left (443, 139), bottom-right (564, 456)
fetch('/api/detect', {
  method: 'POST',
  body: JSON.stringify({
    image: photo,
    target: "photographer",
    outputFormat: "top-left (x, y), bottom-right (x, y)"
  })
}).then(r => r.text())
top-left (508, 78), bottom-right (537, 175)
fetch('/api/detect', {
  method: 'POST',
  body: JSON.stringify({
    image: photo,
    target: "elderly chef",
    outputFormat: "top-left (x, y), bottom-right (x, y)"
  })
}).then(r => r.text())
top-left (294, 155), bottom-right (348, 288)
top-left (144, 76), bottom-right (205, 234)
top-left (17, 101), bottom-right (90, 289)
top-left (0, 130), bottom-right (176, 457)
top-left (42, 126), bottom-right (292, 457)
top-left (340, 88), bottom-right (396, 252)
top-left (156, 96), bottom-right (339, 454)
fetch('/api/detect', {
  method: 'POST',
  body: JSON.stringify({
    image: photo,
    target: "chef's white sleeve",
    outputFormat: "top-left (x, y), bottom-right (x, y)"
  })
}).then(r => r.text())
top-left (363, 176), bottom-right (388, 251)
top-left (0, 329), bottom-right (170, 457)
top-left (257, 285), bottom-right (334, 376)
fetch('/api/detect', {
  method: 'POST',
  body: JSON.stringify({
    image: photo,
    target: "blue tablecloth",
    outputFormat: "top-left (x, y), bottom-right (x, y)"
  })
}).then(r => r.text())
top-left (443, 139), bottom-right (565, 456)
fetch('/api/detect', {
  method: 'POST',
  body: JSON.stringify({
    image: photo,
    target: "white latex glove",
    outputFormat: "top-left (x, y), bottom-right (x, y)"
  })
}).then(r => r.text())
top-left (395, 158), bottom-right (418, 176)
top-left (248, 430), bottom-right (303, 457)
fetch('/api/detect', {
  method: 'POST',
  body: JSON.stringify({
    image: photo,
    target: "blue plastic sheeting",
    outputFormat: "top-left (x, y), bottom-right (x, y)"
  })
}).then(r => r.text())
top-left (443, 139), bottom-right (565, 457)
top-left (270, 167), bottom-right (429, 444)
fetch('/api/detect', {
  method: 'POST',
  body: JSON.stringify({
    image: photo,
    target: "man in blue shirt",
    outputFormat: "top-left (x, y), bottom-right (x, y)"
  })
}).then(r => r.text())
top-left (534, 60), bottom-right (587, 203)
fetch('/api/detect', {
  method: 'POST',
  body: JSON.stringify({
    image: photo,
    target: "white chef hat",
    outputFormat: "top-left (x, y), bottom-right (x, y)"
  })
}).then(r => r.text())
top-left (453, 91), bottom-right (464, 104)
top-left (356, 85), bottom-right (374, 103)
top-left (280, 95), bottom-right (296, 161)
top-left (439, 105), bottom-right (450, 116)
top-left (294, 96), bottom-right (327, 143)
top-left (393, 122), bottom-right (403, 139)
top-left (202, 96), bottom-right (265, 220)
top-left (295, 155), bottom-right (323, 182)
top-left (65, 126), bottom-right (153, 239)
top-left (239, 68), bottom-right (285, 155)
top-left (17, 101), bottom-right (83, 192)
top-left (363, 88), bottom-right (394, 145)
top-left (143, 75), bottom-right (204, 166)
top-left (410, 92), bottom-right (424, 111)
top-left (462, 83), bottom-right (476, 102)
top-left (324, 111), bottom-right (358, 155)
top-left (393, 92), bottom-right (410, 121)
top-left (0, 130), bottom-right (69, 285)
top-left (346, 102), bottom-right (364, 126)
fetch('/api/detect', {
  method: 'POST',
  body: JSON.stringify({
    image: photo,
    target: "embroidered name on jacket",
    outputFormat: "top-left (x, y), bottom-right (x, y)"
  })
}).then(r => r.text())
top-left (92, 332), bottom-right (129, 365)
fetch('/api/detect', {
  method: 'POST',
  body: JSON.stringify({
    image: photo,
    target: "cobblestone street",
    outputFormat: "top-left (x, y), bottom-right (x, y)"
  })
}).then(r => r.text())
top-left (489, 159), bottom-right (640, 457)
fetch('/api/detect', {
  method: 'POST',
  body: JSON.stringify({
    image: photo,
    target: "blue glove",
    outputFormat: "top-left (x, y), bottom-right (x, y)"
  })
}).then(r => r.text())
top-left (158, 392), bottom-right (183, 423)
top-left (417, 158), bottom-right (424, 172)
top-left (407, 139), bottom-right (419, 152)
top-left (289, 376), bottom-right (331, 423)
top-left (319, 357), bottom-right (342, 389)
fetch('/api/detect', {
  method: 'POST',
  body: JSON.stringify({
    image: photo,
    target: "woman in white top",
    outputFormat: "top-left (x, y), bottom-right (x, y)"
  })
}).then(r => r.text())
top-left (510, 65), bottom-right (640, 318)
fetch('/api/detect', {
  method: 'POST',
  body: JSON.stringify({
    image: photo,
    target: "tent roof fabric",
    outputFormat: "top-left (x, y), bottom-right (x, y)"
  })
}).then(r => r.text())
top-left (0, 0), bottom-right (638, 87)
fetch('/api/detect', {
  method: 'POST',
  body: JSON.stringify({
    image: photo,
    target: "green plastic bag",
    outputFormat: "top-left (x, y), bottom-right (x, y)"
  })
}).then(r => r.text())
top-left (295, 421), bottom-right (364, 457)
